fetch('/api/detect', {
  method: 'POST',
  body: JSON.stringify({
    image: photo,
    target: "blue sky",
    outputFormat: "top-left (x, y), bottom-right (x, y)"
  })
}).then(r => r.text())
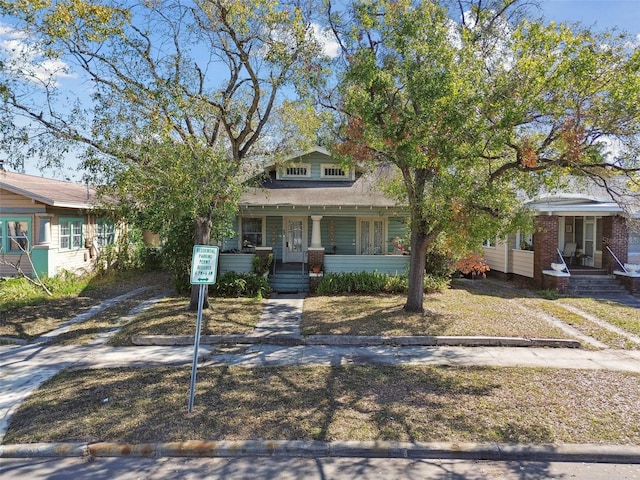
top-left (537, 0), bottom-right (640, 34)
top-left (8, 0), bottom-right (640, 179)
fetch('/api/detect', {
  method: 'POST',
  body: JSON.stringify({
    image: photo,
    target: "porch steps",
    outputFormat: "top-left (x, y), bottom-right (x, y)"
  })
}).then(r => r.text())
top-left (269, 271), bottom-right (310, 293)
top-left (567, 274), bottom-right (629, 297)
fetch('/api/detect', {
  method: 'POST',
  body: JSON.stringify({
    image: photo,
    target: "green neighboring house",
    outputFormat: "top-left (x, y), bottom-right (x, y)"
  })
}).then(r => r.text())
top-left (0, 165), bottom-right (116, 278)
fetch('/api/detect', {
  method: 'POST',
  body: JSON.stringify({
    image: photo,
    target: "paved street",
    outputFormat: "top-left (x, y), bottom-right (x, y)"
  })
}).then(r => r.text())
top-left (2, 456), bottom-right (640, 480)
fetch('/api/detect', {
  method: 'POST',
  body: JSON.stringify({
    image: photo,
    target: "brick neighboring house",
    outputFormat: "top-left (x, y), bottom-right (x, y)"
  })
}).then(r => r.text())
top-left (0, 166), bottom-right (117, 278)
top-left (483, 194), bottom-right (640, 294)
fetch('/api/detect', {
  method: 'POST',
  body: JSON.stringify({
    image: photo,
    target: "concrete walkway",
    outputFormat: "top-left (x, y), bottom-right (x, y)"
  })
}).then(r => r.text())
top-left (2, 290), bottom-right (640, 461)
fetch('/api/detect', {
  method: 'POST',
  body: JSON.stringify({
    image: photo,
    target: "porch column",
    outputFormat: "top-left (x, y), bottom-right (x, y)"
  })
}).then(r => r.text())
top-left (310, 215), bottom-right (323, 248)
top-left (533, 215), bottom-right (560, 289)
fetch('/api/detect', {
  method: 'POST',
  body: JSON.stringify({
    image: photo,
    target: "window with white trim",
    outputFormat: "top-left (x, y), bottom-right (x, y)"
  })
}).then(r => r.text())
top-left (1, 218), bottom-right (31, 253)
top-left (357, 217), bottom-right (386, 255)
top-left (241, 217), bottom-right (265, 248)
top-left (285, 166), bottom-right (309, 177)
top-left (321, 163), bottom-right (349, 178)
top-left (515, 231), bottom-right (533, 250)
top-left (483, 238), bottom-right (496, 248)
top-left (60, 218), bottom-right (84, 250)
top-left (96, 220), bottom-right (116, 247)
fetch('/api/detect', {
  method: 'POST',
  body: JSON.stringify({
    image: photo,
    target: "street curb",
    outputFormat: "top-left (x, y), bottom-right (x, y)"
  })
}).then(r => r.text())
top-left (2, 440), bottom-right (639, 463)
top-left (131, 334), bottom-right (581, 349)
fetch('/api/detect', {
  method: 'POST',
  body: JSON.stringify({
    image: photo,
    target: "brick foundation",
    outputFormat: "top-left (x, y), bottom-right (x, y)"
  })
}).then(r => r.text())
top-left (542, 274), bottom-right (570, 294)
top-left (308, 248), bottom-right (324, 271)
top-left (615, 274), bottom-right (640, 294)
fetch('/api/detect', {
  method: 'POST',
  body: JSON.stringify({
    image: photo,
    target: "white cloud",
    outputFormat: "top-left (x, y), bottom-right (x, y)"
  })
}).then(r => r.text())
top-left (0, 22), bottom-right (75, 87)
top-left (311, 23), bottom-right (340, 58)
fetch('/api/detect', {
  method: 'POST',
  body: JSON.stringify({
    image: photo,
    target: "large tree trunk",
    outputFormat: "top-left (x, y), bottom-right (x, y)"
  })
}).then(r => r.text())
top-left (188, 215), bottom-right (212, 311)
top-left (404, 230), bottom-right (431, 313)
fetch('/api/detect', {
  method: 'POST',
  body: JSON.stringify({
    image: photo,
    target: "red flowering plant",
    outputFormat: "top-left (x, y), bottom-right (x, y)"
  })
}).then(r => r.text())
top-left (392, 237), bottom-right (408, 254)
top-left (454, 253), bottom-right (490, 279)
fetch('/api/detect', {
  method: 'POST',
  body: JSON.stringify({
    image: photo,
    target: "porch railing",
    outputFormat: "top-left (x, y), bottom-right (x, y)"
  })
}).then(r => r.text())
top-left (605, 245), bottom-right (628, 273)
top-left (556, 248), bottom-right (570, 273)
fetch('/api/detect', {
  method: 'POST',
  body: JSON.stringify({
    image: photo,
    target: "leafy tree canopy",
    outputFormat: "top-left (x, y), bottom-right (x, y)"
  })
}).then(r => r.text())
top-left (324, 0), bottom-right (640, 311)
top-left (1, 0), bottom-right (326, 307)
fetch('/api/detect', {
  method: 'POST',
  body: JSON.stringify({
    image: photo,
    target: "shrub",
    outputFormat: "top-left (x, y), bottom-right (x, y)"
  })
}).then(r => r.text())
top-left (209, 272), bottom-right (271, 298)
top-left (454, 253), bottom-right (490, 279)
top-left (315, 271), bottom-right (448, 295)
top-left (96, 228), bottom-right (160, 274)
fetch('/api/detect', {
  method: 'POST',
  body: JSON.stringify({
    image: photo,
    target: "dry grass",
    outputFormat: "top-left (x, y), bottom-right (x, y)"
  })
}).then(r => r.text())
top-left (108, 296), bottom-right (264, 346)
top-left (5, 365), bottom-right (640, 445)
top-left (0, 271), bottom-right (171, 342)
top-left (559, 298), bottom-right (640, 336)
top-left (523, 299), bottom-right (638, 350)
top-left (302, 282), bottom-right (572, 339)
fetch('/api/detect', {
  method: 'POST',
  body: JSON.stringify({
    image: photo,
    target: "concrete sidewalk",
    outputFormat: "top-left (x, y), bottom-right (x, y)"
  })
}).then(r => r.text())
top-left (2, 291), bottom-right (640, 462)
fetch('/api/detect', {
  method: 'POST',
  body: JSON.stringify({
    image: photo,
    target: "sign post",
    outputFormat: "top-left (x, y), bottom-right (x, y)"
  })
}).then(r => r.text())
top-left (188, 245), bottom-right (219, 413)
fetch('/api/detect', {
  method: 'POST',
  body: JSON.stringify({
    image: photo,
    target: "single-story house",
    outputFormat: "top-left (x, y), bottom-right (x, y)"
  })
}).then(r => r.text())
top-left (220, 148), bottom-right (640, 295)
top-left (0, 165), bottom-right (116, 278)
top-left (483, 194), bottom-right (640, 294)
top-left (218, 147), bottom-right (411, 292)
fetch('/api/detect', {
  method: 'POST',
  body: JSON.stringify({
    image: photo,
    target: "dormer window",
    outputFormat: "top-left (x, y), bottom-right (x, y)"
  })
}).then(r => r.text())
top-left (283, 166), bottom-right (310, 178)
top-left (323, 166), bottom-right (345, 177)
top-left (321, 163), bottom-right (350, 179)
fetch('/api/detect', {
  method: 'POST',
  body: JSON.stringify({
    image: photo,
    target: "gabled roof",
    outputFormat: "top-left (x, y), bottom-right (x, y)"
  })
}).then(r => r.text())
top-left (0, 169), bottom-right (97, 209)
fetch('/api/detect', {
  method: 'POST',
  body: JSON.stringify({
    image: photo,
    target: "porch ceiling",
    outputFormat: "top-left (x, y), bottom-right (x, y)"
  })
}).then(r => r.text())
top-left (527, 195), bottom-right (624, 216)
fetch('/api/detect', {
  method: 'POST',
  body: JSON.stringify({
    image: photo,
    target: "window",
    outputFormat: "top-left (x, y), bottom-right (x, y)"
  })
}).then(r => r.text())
top-left (96, 220), bottom-right (115, 247)
top-left (60, 218), bottom-right (84, 250)
top-left (516, 231), bottom-right (533, 250)
top-left (241, 217), bottom-right (264, 248)
top-left (1, 218), bottom-right (31, 252)
top-left (285, 166), bottom-right (309, 177)
top-left (321, 164), bottom-right (349, 178)
top-left (483, 238), bottom-right (496, 248)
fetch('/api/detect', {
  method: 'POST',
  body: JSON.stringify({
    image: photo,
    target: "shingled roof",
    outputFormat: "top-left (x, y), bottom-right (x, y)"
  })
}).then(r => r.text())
top-left (240, 164), bottom-right (402, 208)
top-left (0, 169), bottom-right (97, 209)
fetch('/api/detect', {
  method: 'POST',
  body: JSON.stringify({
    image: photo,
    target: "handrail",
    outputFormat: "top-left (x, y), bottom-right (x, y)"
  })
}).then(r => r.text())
top-left (557, 248), bottom-right (569, 272)
top-left (605, 245), bottom-right (628, 273)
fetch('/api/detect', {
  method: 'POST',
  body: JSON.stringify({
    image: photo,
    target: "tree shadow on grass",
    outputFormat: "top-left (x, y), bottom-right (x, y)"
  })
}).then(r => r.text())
top-left (5, 365), bottom-right (557, 447)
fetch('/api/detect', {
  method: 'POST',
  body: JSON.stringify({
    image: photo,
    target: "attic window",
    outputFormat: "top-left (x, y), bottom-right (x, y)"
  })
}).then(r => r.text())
top-left (324, 167), bottom-right (345, 177)
top-left (285, 167), bottom-right (308, 177)
top-left (321, 163), bottom-right (350, 178)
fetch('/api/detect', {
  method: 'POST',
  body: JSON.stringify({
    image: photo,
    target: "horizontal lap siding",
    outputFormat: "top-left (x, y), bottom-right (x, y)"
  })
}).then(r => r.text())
top-left (321, 216), bottom-right (356, 255)
top-left (0, 191), bottom-right (46, 211)
top-left (0, 255), bottom-right (33, 277)
top-left (482, 247), bottom-right (504, 272)
top-left (512, 250), bottom-right (534, 277)
top-left (219, 253), bottom-right (253, 274)
top-left (55, 249), bottom-right (91, 275)
top-left (324, 255), bottom-right (410, 275)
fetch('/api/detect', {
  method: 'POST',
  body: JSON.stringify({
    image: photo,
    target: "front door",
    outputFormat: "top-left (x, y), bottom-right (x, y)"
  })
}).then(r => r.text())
top-left (284, 217), bottom-right (306, 263)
